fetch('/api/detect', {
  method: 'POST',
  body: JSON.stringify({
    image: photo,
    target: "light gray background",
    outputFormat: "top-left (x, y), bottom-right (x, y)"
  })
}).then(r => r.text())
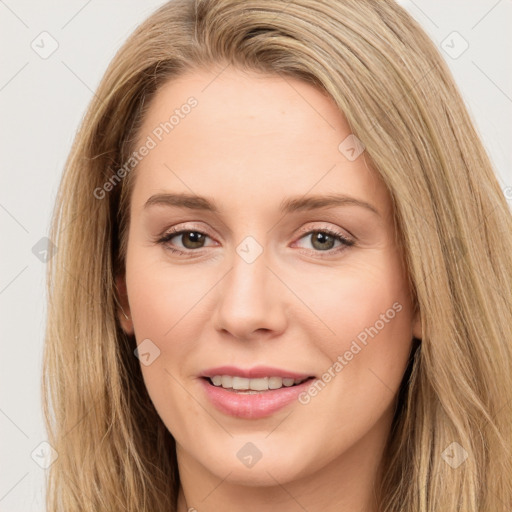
top-left (1, 1), bottom-right (511, 510)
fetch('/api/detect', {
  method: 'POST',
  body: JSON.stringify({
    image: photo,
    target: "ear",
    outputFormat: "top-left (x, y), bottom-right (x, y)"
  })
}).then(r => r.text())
top-left (115, 273), bottom-right (134, 336)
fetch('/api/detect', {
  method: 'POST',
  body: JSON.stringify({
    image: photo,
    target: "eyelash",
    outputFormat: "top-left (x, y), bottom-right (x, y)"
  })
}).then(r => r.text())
top-left (155, 225), bottom-right (355, 259)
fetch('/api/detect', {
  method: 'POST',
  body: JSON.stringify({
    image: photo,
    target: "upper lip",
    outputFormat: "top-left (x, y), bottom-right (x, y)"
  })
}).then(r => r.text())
top-left (200, 365), bottom-right (315, 380)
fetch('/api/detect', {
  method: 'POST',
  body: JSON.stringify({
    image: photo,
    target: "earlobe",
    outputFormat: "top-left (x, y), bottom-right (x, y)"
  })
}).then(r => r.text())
top-left (115, 274), bottom-right (134, 335)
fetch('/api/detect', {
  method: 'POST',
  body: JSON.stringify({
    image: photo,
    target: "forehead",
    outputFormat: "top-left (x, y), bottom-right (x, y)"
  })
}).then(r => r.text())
top-left (131, 67), bottom-right (390, 219)
top-left (140, 67), bottom-right (349, 139)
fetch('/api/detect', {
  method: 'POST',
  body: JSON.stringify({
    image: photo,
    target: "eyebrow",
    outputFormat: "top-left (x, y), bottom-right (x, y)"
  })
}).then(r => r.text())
top-left (144, 192), bottom-right (380, 216)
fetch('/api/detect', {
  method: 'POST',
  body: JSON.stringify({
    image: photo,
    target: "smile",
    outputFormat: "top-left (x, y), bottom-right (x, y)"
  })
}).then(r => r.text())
top-left (200, 376), bottom-right (316, 419)
top-left (208, 375), bottom-right (311, 392)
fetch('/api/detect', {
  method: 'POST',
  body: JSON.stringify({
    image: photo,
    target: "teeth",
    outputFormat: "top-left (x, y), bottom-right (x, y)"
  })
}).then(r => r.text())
top-left (249, 377), bottom-right (268, 391)
top-left (268, 376), bottom-right (283, 389)
top-left (211, 375), bottom-right (222, 386)
top-left (209, 375), bottom-right (309, 391)
top-left (221, 375), bottom-right (232, 388)
top-left (233, 376), bottom-right (250, 390)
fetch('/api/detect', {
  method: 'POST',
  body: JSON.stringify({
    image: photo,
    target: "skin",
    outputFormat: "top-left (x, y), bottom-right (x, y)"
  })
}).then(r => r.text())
top-left (116, 66), bottom-right (422, 512)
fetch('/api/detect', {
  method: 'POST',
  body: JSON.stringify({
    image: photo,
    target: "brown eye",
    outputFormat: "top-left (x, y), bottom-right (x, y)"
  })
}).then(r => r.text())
top-left (158, 230), bottom-right (212, 251)
top-left (175, 231), bottom-right (207, 249)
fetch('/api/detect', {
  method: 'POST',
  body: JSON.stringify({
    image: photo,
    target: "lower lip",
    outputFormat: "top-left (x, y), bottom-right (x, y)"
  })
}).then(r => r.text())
top-left (199, 377), bottom-right (315, 419)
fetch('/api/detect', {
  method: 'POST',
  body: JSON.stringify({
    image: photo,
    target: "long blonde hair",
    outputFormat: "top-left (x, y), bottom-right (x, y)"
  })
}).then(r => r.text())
top-left (42, 0), bottom-right (512, 510)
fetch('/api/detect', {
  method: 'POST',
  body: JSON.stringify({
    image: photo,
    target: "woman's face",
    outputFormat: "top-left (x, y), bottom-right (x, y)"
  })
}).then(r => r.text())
top-left (117, 67), bottom-right (421, 491)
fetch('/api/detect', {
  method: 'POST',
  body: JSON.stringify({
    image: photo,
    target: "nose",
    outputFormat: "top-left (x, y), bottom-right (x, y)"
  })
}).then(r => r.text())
top-left (212, 246), bottom-right (288, 341)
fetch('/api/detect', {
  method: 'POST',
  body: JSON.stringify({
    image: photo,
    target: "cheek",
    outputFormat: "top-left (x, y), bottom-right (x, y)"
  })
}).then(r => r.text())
top-left (126, 247), bottom-right (212, 343)
top-left (297, 254), bottom-right (414, 420)
top-left (126, 258), bottom-right (206, 431)
top-left (303, 256), bottom-right (412, 357)
top-left (290, 261), bottom-right (413, 442)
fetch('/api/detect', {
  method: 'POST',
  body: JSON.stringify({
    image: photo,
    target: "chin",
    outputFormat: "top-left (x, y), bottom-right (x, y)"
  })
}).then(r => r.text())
top-left (198, 442), bottom-right (311, 487)
top-left (216, 461), bottom-right (304, 487)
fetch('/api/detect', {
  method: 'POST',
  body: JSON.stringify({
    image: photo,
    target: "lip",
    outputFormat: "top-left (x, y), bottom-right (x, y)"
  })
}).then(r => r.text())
top-left (199, 365), bottom-right (314, 380)
top-left (199, 376), bottom-right (316, 419)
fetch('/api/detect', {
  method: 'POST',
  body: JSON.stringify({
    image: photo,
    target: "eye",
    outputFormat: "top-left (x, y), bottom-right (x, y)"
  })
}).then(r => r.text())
top-left (155, 225), bottom-right (355, 258)
top-left (156, 228), bottom-right (215, 255)
top-left (293, 227), bottom-right (355, 256)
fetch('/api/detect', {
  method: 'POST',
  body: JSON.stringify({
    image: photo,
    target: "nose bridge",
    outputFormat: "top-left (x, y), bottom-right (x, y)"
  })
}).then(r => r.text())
top-left (213, 235), bottom-right (287, 339)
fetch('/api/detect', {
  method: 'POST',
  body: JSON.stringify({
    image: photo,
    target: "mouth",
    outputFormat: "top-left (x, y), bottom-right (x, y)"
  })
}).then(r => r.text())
top-left (202, 375), bottom-right (316, 394)
top-left (199, 374), bottom-right (317, 419)
top-left (198, 365), bottom-right (317, 418)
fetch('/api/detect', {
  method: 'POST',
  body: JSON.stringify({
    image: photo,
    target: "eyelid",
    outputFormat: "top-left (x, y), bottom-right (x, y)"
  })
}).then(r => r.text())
top-left (155, 223), bottom-right (218, 246)
top-left (294, 223), bottom-right (355, 242)
top-left (157, 221), bottom-right (354, 241)
top-left (157, 221), bottom-right (215, 238)
top-left (155, 221), bottom-right (355, 257)
top-left (290, 225), bottom-right (355, 257)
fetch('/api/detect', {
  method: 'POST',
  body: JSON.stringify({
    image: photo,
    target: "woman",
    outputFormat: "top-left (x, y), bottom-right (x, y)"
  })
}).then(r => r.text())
top-left (42, 0), bottom-right (512, 510)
